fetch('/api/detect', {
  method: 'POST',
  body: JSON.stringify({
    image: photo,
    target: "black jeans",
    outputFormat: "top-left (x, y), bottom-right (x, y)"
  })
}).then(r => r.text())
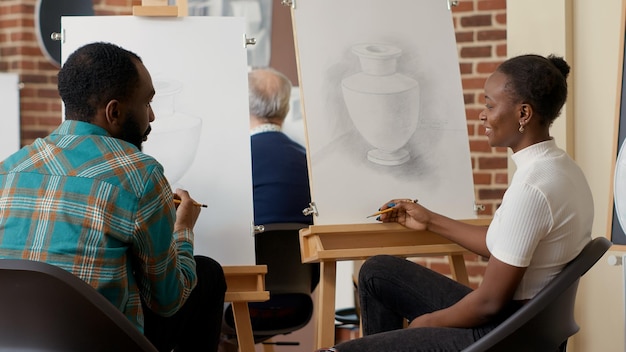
top-left (334, 255), bottom-right (522, 352)
top-left (143, 255), bottom-right (227, 352)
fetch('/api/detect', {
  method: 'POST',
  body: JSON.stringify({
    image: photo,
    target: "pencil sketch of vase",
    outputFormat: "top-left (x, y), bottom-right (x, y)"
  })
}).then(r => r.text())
top-left (143, 79), bottom-right (202, 186)
top-left (341, 43), bottom-right (420, 166)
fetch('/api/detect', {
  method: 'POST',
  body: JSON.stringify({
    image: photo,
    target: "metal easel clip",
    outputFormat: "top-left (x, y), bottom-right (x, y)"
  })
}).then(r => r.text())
top-left (302, 202), bottom-right (318, 217)
top-left (253, 225), bottom-right (265, 234)
top-left (50, 30), bottom-right (63, 42)
top-left (473, 203), bottom-right (485, 212)
top-left (244, 35), bottom-right (256, 47)
top-left (281, 0), bottom-right (295, 9)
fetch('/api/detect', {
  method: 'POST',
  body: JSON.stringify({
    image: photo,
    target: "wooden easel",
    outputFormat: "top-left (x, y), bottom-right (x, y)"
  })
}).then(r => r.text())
top-left (133, 0), bottom-right (188, 17)
top-left (131, 3), bottom-right (270, 352)
top-left (299, 219), bottom-right (492, 349)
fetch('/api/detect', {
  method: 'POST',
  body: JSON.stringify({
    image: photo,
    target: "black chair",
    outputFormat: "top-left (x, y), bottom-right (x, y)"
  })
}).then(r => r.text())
top-left (223, 222), bottom-right (318, 347)
top-left (0, 259), bottom-right (158, 352)
top-left (462, 236), bottom-right (612, 352)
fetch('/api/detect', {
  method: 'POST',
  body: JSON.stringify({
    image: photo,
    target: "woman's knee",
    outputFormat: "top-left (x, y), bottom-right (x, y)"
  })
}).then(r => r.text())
top-left (359, 255), bottom-right (405, 288)
top-left (360, 255), bottom-right (402, 279)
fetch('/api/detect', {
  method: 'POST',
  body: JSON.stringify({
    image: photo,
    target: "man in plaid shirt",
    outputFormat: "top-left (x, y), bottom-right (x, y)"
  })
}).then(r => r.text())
top-left (0, 42), bottom-right (226, 352)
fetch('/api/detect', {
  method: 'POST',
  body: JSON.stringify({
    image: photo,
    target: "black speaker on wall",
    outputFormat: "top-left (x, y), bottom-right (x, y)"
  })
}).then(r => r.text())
top-left (35, 0), bottom-right (94, 67)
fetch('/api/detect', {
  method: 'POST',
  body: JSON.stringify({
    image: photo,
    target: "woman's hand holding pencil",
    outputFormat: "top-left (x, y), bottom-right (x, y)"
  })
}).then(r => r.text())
top-left (366, 207), bottom-right (395, 218)
top-left (367, 199), bottom-right (418, 219)
top-left (371, 198), bottom-right (432, 232)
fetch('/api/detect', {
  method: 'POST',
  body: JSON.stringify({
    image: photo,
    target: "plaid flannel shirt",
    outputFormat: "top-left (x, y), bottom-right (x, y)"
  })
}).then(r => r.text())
top-left (0, 120), bottom-right (197, 332)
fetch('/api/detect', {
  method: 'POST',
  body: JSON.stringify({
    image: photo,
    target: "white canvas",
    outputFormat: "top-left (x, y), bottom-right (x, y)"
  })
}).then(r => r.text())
top-left (0, 73), bottom-right (20, 162)
top-left (61, 16), bottom-right (255, 265)
top-left (292, 0), bottom-right (476, 225)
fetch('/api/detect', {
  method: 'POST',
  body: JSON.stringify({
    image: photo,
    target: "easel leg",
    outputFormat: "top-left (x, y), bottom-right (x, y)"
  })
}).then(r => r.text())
top-left (315, 261), bottom-right (337, 349)
top-left (262, 339), bottom-right (275, 352)
top-left (448, 254), bottom-right (470, 287)
top-left (231, 302), bottom-right (256, 352)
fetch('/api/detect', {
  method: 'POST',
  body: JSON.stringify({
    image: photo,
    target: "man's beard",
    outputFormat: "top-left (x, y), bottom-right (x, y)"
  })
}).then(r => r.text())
top-left (119, 112), bottom-right (150, 150)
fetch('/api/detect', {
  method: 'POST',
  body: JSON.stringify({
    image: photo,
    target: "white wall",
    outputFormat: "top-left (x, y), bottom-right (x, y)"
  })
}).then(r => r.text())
top-left (508, 0), bottom-right (625, 350)
top-left (0, 73), bottom-right (20, 161)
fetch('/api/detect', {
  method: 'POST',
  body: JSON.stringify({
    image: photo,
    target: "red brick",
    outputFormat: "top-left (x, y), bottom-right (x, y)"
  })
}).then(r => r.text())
top-left (481, 203), bottom-right (495, 215)
top-left (469, 140), bottom-right (492, 153)
top-left (0, 18), bottom-right (20, 28)
top-left (38, 115), bottom-right (63, 127)
top-left (465, 107), bottom-right (483, 120)
top-left (463, 93), bottom-right (474, 104)
top-left (456, 31), bottom-right (474, 43)
top-left (478, 188), bottom-right (507, 200)
top-left (495, 172), bottom-right (509, 184)
top-left (476, 61), bottom-right (502, 74)
top-left (460, 14), bottom-right (492, 28)
top-left (20, 74), bottom-right (47, 84)
top-left (473, 172), bottom-right (492, 185)
top-left (478, 156), bottom-right (507, 169)
top-left (0, 46), bottom-right (19, 57)
top-left (104, 0), bottom-right (132, 6)
top-left (494, 146), bottom-right (507, 153)
top-left (20, 129), bottom-right (49, 141)
top-left (10, 31), bottom-right (36, 41)
top-left (477, 29), bottom-right (506, 41)
top-left (460, 45), bottom-right (492, 58)
top-left (495, 13), bottom-right (507, 25)
top-left (496, 43), bottom-right (507, 57)
top-left (477, 0), bottom-right (506, 11)
top-left (452, 1), bottom-right (474, 12)
top-left (459, 62), bottom-right (473, 75)
top-left (461, 77), bottom-right (487, 90)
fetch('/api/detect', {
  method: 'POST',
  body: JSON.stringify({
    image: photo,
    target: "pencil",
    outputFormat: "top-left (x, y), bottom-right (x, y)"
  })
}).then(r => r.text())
top-left (366, 207), bottom-right (395, 218)
top-left (173, 199), bottom-right (208, 208)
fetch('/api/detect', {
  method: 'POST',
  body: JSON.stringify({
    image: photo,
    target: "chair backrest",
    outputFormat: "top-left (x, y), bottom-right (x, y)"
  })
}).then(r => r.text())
top-left (223, 223), bottom-right (316, 341)
top-left (462, 236), bottom-right (612, 352)
top-left (0, 259), bottom-right (158, 352)
top-left (254, 222), bottom-right (317, 295)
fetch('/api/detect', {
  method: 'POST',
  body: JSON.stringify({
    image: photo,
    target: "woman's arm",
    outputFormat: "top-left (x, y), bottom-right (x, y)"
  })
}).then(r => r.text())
top-left (409, 256), bottom-right (526, 328)
top-left (379, 200), bottom-right (490, 257)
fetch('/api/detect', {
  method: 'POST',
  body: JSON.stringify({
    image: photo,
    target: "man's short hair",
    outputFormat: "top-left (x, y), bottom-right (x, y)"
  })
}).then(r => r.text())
top-left (58, 42), bottom-right (142, 122)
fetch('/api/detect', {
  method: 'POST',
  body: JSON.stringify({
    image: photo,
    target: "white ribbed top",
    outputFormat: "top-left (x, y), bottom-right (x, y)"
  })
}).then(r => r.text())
top-left (486, 139), bottom-right (594, 300)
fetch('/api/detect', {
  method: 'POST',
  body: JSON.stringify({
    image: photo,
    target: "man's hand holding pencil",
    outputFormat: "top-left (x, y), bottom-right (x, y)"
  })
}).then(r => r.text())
top-left (173, 189), bottom-right (204, 232)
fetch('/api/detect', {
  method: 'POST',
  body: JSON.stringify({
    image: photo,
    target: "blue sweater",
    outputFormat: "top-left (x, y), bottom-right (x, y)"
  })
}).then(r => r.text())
top-left (250, 132), bottom-right (313, 225)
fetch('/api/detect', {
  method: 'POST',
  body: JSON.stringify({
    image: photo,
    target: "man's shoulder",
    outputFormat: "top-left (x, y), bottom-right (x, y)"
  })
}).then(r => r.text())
top-left (252, 132), bottom-right (305, 150)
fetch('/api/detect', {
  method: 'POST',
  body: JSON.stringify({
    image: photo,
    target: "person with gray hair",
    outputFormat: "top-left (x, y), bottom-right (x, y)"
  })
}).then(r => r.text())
top-left (248, 67), bottom-right (313, 226)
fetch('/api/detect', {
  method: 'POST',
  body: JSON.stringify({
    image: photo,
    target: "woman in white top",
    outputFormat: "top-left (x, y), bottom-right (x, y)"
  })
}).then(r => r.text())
top-left (316, 54), bottom-right (594, 352)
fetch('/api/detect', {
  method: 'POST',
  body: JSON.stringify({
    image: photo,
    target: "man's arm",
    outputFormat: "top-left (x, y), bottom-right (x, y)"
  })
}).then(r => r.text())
top-left (134, 167), bottom-right (197, 316)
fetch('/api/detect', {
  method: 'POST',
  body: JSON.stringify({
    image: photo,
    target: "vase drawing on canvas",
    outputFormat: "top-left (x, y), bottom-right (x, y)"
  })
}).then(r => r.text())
top-left (341, 43), bottom-right (420, 166)
top-left (143, 78), bottom-right (202, 187)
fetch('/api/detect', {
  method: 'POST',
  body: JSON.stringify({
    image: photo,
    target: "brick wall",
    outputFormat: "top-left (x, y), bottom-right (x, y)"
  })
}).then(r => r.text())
top-left (0, 0), bottom-right (508, 288)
